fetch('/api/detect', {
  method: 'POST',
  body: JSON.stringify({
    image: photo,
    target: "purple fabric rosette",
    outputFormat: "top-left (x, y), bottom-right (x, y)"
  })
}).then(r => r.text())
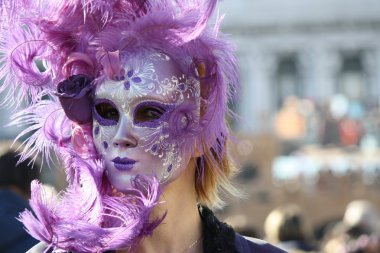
top-left (56, 74), bottom-right (94, 124)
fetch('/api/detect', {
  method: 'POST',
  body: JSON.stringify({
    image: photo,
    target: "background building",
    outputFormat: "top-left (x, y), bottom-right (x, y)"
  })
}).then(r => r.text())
top-left (219, 0), bottom-right (380, 133)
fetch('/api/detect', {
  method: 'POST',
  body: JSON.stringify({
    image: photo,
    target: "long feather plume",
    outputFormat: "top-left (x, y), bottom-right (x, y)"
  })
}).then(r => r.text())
top-left (0, 23), bottom-right (53, 107)
top-left (9, 98), bottom-right (69, 166)
top-left (19, 171), bottom-right (163, 252)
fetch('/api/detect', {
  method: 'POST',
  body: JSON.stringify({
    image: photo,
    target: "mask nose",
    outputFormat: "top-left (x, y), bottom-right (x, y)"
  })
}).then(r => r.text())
top-left (112, 115), bottom-right (138, 148)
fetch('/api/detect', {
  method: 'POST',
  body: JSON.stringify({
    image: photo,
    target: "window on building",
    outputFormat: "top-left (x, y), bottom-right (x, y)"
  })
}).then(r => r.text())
top-left (275, 55), bottom-right (302, 108)
top-left (338, 53), bottom-right (368, 101)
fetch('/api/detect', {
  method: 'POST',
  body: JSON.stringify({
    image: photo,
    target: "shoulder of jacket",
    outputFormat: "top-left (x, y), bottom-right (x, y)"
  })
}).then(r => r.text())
top-left (235, 233), bottom-right (288, 253)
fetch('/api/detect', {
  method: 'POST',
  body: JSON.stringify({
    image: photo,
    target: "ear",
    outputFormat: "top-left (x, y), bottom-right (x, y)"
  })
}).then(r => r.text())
top-left (196, 61), bottom-right (207, 78)
top-left (193, 59), bottom-right (215, 101)
top-left (193, 58), bottom-right (216, 79)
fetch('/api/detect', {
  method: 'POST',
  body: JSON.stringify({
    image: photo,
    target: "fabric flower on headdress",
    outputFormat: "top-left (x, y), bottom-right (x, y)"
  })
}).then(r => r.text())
top-left (56, 74), bottom-right (94, 124)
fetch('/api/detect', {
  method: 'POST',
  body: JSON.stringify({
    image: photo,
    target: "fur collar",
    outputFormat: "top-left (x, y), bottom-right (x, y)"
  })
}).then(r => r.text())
top-left (199, 205), bottom-right (239, 253)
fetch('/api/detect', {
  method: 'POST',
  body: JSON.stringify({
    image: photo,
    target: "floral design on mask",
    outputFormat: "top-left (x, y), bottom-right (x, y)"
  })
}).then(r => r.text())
top-left (124, 69), bottom-right (141, 90)
top-left (122, 59), bottom-right (158, 100)
top-left (158, 74), bottom-right (200, 102)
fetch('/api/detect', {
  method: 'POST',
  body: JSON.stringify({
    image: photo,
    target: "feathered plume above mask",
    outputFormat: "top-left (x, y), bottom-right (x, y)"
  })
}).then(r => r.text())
top-left (0, 0), bottom-right (239, 252)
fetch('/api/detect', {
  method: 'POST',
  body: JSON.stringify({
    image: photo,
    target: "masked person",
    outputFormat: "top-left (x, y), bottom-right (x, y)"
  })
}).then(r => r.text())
top-left (0, 1), bottom-right (286, 252)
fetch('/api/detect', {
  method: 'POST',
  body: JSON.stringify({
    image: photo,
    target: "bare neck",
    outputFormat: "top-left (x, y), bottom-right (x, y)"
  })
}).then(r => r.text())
top-left (119, 160), bottom-right (203, 253)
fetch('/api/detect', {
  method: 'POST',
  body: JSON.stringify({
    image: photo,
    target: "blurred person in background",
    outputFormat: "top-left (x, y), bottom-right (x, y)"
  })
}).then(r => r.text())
top-left (0, 141), bottom-right (39, 253)
top-left (322, 200), bottom-right (380, 253)
top-left (341, 200), bottom-right (380, 253)
top-left (338, 116), bottom-right (362, 147)
top-left (224, 214), bottom-right (259, 238)
top-left (274, 96), bottom-right (306, 155)
top-left (264, 204), bottom-right (317, 252)
top-left (343, 200), bottom-right (379, 237)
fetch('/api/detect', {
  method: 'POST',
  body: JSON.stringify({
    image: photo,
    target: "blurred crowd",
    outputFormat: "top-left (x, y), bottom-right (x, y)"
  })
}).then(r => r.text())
top-left (268, 96), bottom-right (380, 252)
top-left (273, 156), bottom-right (380, 194)
top-left (234, 200), bottom-right (380, 253)
top-left (273, 95), bottom-right (380, 192)
top-left (274, 94), bottom-right (380, 154)
top-left (227, 199), bottom-right (380, 253)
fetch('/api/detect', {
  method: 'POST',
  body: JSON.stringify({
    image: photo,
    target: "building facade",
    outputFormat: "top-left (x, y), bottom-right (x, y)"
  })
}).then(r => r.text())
top-left (219, 0), bottom-right (380, 133)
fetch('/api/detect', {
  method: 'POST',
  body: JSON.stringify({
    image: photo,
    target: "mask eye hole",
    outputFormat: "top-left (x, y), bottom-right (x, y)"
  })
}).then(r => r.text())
top-left (94, 99), bottom-right (119, 126)
top-left (134, 102), bottom-right (168, 127)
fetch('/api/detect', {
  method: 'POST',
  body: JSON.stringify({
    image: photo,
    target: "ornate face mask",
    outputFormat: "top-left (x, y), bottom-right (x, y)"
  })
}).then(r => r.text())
top-left (93, 52), bottom-right (200, 192)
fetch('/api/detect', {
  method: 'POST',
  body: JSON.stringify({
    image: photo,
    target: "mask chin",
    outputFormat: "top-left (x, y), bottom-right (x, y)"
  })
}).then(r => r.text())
top-left (156, 150), bottom-right (192, 186)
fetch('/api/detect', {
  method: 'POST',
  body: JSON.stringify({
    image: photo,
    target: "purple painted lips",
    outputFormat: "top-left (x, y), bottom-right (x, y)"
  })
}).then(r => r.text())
top-left (112, 157), bottom-right (136, 171)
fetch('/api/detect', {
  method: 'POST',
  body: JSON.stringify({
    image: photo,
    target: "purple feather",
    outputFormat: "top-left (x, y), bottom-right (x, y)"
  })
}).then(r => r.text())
top-left (20, 167), bottom-right (163, 252)
top-left (0, 24), bottom-right (53, 107)
top-left (9, 99), bottom-right (68, 167)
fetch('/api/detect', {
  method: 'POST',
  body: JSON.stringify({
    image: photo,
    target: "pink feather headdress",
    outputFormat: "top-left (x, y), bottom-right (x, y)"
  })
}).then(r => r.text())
top-left (0, 0), bottom-right (239, 252)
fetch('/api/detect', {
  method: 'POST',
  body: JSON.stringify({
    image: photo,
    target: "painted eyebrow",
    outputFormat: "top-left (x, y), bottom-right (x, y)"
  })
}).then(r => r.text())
top-left (134, 100), bottom-right (175, 108)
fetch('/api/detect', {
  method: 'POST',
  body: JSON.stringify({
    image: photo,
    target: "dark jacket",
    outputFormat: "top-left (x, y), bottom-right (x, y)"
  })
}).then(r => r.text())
top-left (0, 189), bottom-right (39, 253)
top-left (200, 205), bottom-right (287, 253)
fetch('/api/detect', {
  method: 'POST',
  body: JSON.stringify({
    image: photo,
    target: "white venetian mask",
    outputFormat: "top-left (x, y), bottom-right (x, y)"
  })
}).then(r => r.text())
top-left (92, 52), bottom-right (200, 192)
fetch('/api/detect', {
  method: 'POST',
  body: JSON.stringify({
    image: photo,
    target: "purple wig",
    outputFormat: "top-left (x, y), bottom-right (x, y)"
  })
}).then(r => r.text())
top-left (0, 0), bottom-right (239, 251)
